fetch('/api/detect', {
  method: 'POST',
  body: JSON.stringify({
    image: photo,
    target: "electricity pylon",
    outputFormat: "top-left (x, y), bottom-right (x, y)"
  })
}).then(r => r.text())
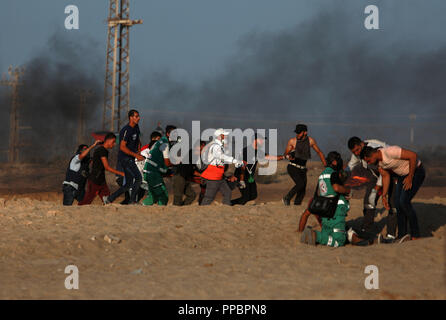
top-left (1, 66), bottom-right (29, 163)
top-left (102, 0), bottom-right (142, 132)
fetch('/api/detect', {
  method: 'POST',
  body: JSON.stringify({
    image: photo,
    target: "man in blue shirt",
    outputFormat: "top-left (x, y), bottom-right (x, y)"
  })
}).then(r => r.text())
top-left (108, 109), bottom-right (145, 204)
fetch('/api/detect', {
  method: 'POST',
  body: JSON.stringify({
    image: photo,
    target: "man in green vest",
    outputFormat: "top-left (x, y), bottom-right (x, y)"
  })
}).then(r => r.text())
top-left (301, 151), bottom-right (350, 247)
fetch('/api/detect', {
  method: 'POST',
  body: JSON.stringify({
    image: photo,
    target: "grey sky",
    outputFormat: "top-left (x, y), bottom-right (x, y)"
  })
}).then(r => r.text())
top-left (1, 0), bottom-right (321, 81)
top-left (2, 1), bottom-right (446, 82)
top-left (1, 0), bottom-right (446, 156)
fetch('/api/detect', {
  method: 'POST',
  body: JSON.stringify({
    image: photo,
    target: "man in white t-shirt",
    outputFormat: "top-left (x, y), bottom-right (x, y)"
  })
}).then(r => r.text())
top-left (363, 145), bottom-right (425, 241)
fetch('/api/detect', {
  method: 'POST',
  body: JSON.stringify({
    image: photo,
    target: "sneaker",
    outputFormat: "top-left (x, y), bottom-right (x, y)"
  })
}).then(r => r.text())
top-left (398, 234), bottom-right (411, 243)
top-left (300, 227), bottom-right (316, 246)
top-left (386, 234), bottom-right (396, 240)
top-left (378, 234), bottom-right (395, 244)
top-left (282, 197), bottom-right (290, 206)
top-left (103, 196), bottom-right (111, 205)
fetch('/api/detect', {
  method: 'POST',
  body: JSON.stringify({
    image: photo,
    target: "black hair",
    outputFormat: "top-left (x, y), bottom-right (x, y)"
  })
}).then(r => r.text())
top-left (150, 131), bottom-right (162, 140)
top-left (104, 132), bottom-right (116, 142)
top-left (326, 151), bottom-right (342, 167)
top-left (361, 146), bottom-right (378, 159)
top-left (76, 144), bottom-right (88, 154)
top-left (294, 124), bottom-right (308, 134)
top-left (128, 109), bottom-right (139, 119)
top-left (165, 125), bottom-right (177, 135)
top-left (348, 136), bottom-right (362, 150)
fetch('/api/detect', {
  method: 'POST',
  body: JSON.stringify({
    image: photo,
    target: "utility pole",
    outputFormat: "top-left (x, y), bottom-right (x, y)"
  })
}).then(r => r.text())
top-left (1, 65), bottom-right (30, 163)
top-left (103, 0), bottom-right (142, 132)
top-left (77, 89), bottom-right (93, 146)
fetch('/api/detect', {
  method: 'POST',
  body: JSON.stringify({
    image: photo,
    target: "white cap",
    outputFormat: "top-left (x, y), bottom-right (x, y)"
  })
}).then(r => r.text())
top-left (214, 128), bottom-right (230, 137)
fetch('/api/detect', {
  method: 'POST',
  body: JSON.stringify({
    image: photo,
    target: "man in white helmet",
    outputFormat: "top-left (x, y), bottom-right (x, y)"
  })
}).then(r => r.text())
top-left (200, 128), bottom-right (243, 205)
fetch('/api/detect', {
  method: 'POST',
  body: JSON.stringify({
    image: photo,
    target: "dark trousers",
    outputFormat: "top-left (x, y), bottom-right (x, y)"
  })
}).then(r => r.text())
top-left (231, 181), bottom-right (258, 205)
top-left (109, 158), bottom-right (142, 203)
top-left (62, 184), bottom-right (86, 206)
top-left (62, 184), bottom-right (77, 206)
top-left (198, 182), bottom-right (206, 205)
top-left (285, 165), bottom-right (307, 205)
top-left (200, 179), bottom-right (232, 206)
top-left (385, 181), bottom-right (398, 237)
top-left (394, 165), bottom-right (425, 238)
top-left (173, 174), bottom-right (196, 206)
top-left (116, 175), bottom-right (130, 204)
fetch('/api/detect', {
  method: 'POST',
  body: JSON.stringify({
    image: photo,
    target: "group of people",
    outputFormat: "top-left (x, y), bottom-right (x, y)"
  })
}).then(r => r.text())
top-left (62, 112), bottom-right (425, 247)
top-left (294, 131), bottom-right (425, 247)
top-left (62, 110), bottom-right (281, 209)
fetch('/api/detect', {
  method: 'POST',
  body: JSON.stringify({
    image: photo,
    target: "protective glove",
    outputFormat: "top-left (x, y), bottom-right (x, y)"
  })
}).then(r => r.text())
top-left (233, 159), bottom-right (244, 168)
top-left (239, 180), bottom-right (246, 189)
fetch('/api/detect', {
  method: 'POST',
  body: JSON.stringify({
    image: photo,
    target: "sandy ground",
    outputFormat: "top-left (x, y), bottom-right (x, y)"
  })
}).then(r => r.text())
top-left (0, 162), bottom-right (445, 299)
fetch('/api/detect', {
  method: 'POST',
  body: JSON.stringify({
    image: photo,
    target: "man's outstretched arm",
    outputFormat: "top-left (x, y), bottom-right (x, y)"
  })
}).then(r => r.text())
top-left (309, 137), bottom-right (326, 166)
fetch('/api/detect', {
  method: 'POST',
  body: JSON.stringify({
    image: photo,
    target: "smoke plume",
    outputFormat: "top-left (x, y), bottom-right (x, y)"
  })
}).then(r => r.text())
top-left (0, 32), bottom-right (103, 163)
top-left (135, 7), bottom-right (446, 152)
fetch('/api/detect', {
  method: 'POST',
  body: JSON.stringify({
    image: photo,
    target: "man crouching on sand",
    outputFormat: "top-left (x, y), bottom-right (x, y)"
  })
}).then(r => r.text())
top-left (299, 152), bottom-right (380, 247)
top-left (79, 133), bottom-right (124, 205)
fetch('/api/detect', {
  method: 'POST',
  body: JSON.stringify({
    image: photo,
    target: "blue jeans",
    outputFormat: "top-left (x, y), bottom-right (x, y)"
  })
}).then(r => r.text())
top-left (394, 165), bottom-right (425, 238)
top-left (109, 158), bottom-right (142, 203)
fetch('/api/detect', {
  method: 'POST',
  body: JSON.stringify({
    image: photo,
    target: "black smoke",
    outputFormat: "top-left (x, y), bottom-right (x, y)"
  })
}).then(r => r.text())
top-left (135, 7), bottom-right (446, 152)
top-left (0, 32), bottom-right (103, 163)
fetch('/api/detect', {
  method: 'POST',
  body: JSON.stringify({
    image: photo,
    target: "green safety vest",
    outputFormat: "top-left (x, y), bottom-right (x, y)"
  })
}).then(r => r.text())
top-left (318, 167), bottom-right (349, 208)
top-left (144, 139), bottom-right (168, 174)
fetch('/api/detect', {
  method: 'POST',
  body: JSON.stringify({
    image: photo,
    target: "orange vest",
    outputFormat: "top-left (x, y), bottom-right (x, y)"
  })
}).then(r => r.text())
top-left (201, 165), bottom-right (225, 180)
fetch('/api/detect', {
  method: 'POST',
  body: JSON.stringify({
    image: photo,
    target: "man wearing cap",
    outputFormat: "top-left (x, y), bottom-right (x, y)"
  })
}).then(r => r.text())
top-left (283, 124), bottom-right (326, 205)
top-left (232, 134), bottom-right (284, 205)
top-left (200, 129), bottom-right (243, 206)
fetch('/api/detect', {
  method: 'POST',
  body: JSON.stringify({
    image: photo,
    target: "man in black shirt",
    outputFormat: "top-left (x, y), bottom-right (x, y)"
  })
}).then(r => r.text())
top-left (79, 133), bottom-right (124, 205)
top-left (283, 124), bottom-right (326, 206)
top-left (108, 109), bottom-right (145, 204)
top-left (232, 134), bottom-right (284, 205)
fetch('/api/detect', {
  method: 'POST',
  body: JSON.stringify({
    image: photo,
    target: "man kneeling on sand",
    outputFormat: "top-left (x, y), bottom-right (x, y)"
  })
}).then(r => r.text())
top-left (300, 152), bottom-right (378, 247)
